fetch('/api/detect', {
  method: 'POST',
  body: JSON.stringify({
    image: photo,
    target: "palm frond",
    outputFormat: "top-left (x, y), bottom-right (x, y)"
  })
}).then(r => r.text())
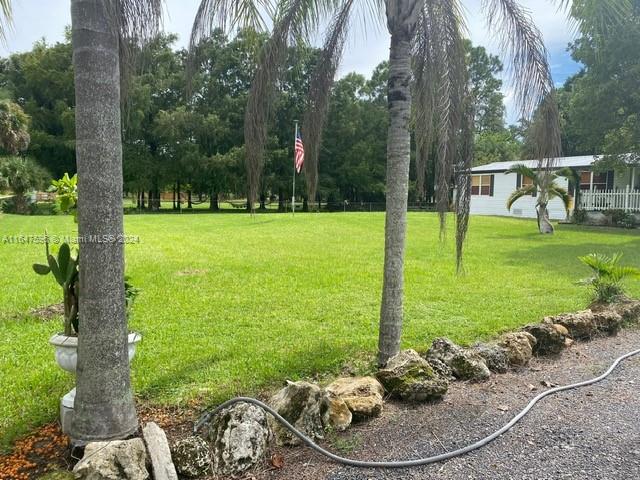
top-left (110, 0), bottom-right (163, 45)
top-left (506, 185), bottom-right (537, 210)
top-left (302, 0), bottom-right (356, 204)
top-left (190, 0), bottom-right (272, 50)
top-left (579, 252), bottom-right (640, 283)
top-left (104, 0), bottom-right (163, 107)
top-left (483, 0), bottom-right (553, 118)
top-left (0, 0), bottom-right (12, 44)
top-left (412, 4), bottom-right (438, 203)
top-left (555, 166), bottom-right (580, 184)
top-left (553, 0), bottom-right (632, 36)
top-left (505, 163), bottom-right (537, 182)
top-left (455, 92), bottom-right (475, 273)
top-left (426, 0), bottom-right (467, 238)
top-left (548, 182), bottom-right (570, 213)
top-left (244, 0), bottom-right (318, 209)
top-left (483, 0), bottom-right (562, 179)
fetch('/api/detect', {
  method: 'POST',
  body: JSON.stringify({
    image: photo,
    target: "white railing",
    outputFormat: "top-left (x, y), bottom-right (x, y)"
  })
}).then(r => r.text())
top-left (579, 187), bottom-right (640, 212)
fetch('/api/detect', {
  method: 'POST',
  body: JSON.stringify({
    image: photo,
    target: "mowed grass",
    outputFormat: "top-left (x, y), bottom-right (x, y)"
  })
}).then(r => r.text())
top-left (1, 212), bottom-right (639, 449)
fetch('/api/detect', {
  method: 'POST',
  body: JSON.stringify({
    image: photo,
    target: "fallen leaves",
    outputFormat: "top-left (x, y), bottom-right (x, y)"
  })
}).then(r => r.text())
top-left (0, 423), bottom-right (69, 480)
top-left (270, 453), bottom-right (285, 469)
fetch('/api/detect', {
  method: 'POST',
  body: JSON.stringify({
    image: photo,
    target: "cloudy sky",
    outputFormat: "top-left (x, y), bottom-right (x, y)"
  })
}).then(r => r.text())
top-left (1, 0), bottom-right (581, 122)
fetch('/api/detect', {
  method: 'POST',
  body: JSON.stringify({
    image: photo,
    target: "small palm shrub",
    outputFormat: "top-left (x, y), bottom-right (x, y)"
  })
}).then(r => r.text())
top-left (579, 253), bottom-right (640, 304)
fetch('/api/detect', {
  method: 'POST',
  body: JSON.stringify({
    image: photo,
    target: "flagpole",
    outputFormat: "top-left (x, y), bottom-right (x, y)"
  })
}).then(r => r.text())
top-left (293, 120), bottom-right (298, 215)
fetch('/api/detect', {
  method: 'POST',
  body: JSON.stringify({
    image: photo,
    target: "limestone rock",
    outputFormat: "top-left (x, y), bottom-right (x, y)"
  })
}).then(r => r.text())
top-left (268, 381), bottom-right (325, 446)
top-left (471, 343), bottom-right (509, 374)
top-left (325, 377), bottom-right (384, 419)
top-left (427, 357), bottom-right (453, 379)
top-left (547, 310), bottom-right (597, 340)
top-left (498, 332), bottom-right (537, 367)
top-left (610, 299), bottom-right (640, 324)
top-left (584, 211), bottom-right (609, 226)
top-left (553, 324), bottom-right (569, 337)
top-left (547, 309), bottom-right (623, 340)
top-left (523, 323), bottom-right (568, 355)
top-left (426, 338), bottom-right (490, 382)
top-left (593, 309), bottom-right (624, 335)
top-left (170, 436), bottom-right (212, 478)
top-left (73, 438), bottom-right (149, 480)
top-left (142, 422), bottom-right (178, 480)
top-left (321, 391), bottom-right (352, 432)
top-left (206, 403), bottom-right (270, 476)
top-left (377, 349), bottom-right (449, 402)
top-left (425, 338), bottom-right (461, 366)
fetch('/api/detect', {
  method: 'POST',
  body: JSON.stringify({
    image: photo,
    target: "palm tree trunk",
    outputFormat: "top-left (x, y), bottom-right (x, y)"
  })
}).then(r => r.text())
top-left (70, 0), bottom-right (137, 441)
top-left (537, 203), bottom-right (554, 234)
top-left (378, 16), bottom-right (414, 367)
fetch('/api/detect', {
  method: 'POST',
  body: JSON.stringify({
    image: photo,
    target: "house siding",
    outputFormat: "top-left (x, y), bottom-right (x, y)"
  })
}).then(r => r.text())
top-left (469, 172), bottom-right (570, 220)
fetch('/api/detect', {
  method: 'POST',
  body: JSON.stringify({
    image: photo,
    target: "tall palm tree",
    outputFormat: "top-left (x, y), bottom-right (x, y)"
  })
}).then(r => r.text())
top-left (69, 0), bottom-right (162, 441)
top-left (506, 163), bottom-right (571, 233)
top-left (191, 0), bottom-right (629, 366)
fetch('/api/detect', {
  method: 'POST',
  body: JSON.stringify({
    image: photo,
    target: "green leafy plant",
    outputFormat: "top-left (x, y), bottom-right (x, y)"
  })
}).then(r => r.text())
top-left (578, 253), bottom-right (640, 304)
top-left (50, 173), bottom-right (78, 222)
top-left (604, 209), bottom-right (636, 229)
top-left (33, 233), bottom-right (140, 335)
top-left (32, 234), bottom-right (79, 336)
top-left (124, 277), bottom-right (141, 320)
top-left (572, 208), bottom-right (587, 224)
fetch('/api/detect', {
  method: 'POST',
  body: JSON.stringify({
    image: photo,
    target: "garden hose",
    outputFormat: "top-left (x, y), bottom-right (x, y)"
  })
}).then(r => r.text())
top-left (194, 347), bottom-right (640, 469)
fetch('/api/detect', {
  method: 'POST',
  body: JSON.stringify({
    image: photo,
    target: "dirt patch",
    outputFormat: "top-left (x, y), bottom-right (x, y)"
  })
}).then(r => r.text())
top-left (176, 269), bottom-right (209, 277)
top-left (28, 304), bottom-right (64, 321)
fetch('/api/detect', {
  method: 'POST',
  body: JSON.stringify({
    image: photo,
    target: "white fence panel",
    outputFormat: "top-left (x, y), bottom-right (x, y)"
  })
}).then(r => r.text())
top-left (579, 189), bottom-right (640, 212)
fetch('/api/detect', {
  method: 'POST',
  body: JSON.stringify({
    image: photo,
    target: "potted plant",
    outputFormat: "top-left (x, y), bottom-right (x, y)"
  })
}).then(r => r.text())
top-left (36, 173), bottom-right (142, 374)
top-left (33, 234), bottom-right (142, 373)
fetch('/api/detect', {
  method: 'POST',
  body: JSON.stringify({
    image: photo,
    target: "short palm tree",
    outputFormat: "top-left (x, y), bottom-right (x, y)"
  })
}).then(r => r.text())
top-left (506, 163), bottom-right (570, 234)
top-left (192, 0), bottom-right (629, 366)
top-left (579, 252), bottom-right (640, 304)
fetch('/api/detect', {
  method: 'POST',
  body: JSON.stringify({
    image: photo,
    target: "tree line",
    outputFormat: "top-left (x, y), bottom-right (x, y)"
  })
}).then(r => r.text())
top-left (1, 3), bottom-right (638, 213)
top-left (0, 30), bottom-right (518, 210)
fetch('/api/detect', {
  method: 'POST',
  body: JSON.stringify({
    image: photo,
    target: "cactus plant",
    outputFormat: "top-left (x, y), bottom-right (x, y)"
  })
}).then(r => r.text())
top-left (33, 232), bottom-right (141, 335)
top-left (33, 234), bottom-right (79, 336)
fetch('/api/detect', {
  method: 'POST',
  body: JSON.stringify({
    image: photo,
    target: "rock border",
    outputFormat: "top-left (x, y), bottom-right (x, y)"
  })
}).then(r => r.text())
top-left (74, 299), bottom-right (640, 479)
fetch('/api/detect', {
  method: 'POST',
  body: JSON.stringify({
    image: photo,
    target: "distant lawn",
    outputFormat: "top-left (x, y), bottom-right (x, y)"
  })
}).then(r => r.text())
top-left (1, 212), bottom-right (639, 450)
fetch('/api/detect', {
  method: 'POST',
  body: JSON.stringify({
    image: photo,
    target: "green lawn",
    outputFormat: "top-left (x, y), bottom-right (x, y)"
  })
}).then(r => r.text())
top-left (1, 212), bottom-right (639, 450)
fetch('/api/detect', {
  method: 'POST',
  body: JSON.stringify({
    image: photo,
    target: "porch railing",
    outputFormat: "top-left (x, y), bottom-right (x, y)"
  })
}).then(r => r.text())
top-left (578, 187), bottom-right (640, 212)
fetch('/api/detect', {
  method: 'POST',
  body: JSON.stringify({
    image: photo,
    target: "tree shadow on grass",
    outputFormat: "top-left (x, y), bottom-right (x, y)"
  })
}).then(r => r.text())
top-left (136, 341), bottom-right (360, 407)
top-left (501, 238), bottom-right (640, 278)
top-left (488, 224), bottom-right (640, 241)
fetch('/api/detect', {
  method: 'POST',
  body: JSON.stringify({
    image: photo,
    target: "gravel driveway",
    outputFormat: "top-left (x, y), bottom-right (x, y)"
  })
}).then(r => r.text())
top-left (255, 327), bottom-right (640, 480)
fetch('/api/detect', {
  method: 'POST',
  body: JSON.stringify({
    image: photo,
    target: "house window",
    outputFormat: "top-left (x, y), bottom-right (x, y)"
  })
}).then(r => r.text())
top-left (516, 174), bottom-right (536, 196)
top-left (579, 171), bottom-right (612, 191)
top-left (471, 174), bottom-right (493, 196)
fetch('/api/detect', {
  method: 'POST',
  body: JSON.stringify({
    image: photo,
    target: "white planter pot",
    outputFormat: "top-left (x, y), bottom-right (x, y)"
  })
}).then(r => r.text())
top-left (49, 332), bottom-right (142, 373)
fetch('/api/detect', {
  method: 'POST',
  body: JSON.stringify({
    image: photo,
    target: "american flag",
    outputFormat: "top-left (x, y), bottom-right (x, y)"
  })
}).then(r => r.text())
top-left (295, 130), bottom-right (305, 174)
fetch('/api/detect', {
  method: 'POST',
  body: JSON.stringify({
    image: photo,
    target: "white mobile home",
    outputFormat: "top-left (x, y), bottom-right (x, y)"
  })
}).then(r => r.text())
top-left (469, 155), bottom-right (639, 220)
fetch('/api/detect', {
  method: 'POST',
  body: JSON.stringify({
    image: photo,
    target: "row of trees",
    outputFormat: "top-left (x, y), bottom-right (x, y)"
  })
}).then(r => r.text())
top-left (0, 29), bottom-right (516, 208)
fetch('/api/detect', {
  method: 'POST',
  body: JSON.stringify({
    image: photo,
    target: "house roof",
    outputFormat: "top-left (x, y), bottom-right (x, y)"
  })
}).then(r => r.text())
top-left (472, 155), bottom-right (600, 173)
